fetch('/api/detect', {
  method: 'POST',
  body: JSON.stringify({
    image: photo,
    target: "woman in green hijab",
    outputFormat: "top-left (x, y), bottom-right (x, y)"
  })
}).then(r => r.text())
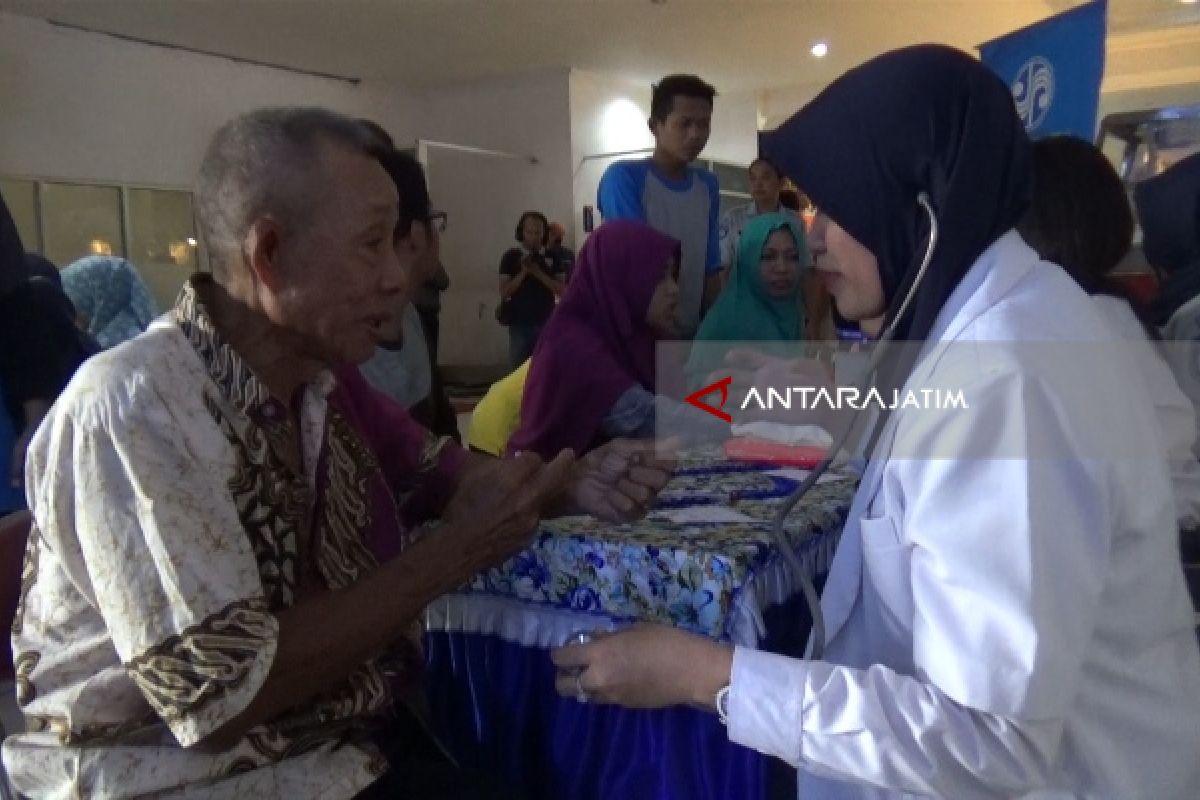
top-left (685, 211), bottom-right (809, 386)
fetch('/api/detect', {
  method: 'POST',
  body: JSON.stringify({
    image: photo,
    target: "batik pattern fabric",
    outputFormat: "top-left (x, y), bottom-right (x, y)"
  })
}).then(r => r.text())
top-left (460, 454), bottom-right (855, 642)
top-left (327, 362), bottom-right (467, 563)
top-left (2, 276), bottom-right (423, 799)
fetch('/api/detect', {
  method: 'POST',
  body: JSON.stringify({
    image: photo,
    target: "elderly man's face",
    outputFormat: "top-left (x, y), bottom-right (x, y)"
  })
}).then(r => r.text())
top-left (272, 144), bottom-right (405, 365)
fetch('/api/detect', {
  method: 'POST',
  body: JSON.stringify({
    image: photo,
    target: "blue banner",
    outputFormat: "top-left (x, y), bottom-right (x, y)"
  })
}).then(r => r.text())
top-left (979, 0), bottom-right (1107, 140)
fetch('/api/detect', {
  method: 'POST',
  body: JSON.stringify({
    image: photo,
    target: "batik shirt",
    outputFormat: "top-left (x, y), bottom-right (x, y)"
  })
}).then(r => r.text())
top-left (4, 276), bottom-right (462, 799)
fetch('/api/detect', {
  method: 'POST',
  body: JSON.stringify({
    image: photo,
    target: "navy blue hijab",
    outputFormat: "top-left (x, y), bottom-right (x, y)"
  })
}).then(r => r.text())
top-left (1137, 152), bottom-right (1200, 326)
top-left (0, 192), bottom-right (96, 429)
top-left (0, 188), bottom-right (28, 297)
top-left (761, 45), bottom-right (1031, 369)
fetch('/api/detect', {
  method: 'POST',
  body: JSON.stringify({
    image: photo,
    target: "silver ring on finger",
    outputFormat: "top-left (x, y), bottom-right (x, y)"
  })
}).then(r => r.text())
top-left (574, 670), bottom-right (590, 704)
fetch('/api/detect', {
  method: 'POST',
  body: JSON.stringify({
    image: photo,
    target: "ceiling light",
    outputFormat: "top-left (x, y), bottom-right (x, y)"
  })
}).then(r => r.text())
top-left (811, 42), bottom-right (829, 58)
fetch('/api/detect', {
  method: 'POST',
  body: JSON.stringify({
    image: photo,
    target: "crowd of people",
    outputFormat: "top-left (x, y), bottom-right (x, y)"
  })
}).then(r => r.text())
top-left (1, 39), bottom-right (1200, 800)
top-left (471, 76), bottom-right (829, 458)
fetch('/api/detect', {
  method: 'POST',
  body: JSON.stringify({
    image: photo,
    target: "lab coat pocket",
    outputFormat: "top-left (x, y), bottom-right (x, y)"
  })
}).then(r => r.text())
top-left (858, 514), bottom-right (915, 647)
top-left (858, 513), bottom-right (903, 550)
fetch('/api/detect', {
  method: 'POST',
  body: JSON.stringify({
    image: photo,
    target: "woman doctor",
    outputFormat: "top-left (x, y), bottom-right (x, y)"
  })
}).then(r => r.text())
top-left (551, 45), bottom-right (1200, 799)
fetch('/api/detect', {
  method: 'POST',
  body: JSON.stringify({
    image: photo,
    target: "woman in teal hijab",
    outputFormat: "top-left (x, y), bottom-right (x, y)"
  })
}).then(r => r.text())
top-left (686, 211), bottom-right (809, 385)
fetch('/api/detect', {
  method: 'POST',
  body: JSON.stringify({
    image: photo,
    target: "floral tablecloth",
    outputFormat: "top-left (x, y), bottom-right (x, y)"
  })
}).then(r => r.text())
top-left (426, 452), bottom-right (858, 646)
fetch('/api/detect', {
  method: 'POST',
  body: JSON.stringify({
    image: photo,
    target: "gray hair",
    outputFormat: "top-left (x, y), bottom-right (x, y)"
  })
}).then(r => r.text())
top-left (196, 107), bottom-right (385, 274)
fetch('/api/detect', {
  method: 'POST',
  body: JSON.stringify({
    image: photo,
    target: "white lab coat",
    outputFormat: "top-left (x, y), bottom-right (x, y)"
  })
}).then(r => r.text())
top-left (1091, 294), bottom-right (1200, 529)
top-left (727, 232), bottom-right (1200, 799)
top-left (1160, 292), bottom-right (1200, 464)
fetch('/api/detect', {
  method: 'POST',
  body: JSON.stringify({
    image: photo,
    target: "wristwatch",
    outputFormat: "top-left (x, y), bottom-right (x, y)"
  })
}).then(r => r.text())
top-left (715, 684), bottom-right (731, 726)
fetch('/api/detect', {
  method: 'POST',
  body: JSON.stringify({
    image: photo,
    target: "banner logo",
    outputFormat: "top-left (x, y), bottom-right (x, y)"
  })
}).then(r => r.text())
top-left (1012, 56), bottom-right (1054, 131)
top-left (978, 0), bottom-right (1104, 140)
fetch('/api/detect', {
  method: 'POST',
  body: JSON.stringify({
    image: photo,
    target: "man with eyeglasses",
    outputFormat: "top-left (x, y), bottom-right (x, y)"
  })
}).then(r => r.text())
top-left (412, 209), bottom-right (449, 363)
top-left (358, 147), bottom-right (460, 440)
top-left (408, 208), bottom-right (457, 441)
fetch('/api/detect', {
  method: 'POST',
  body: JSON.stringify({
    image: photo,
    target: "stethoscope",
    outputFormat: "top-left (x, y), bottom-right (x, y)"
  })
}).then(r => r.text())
top-left (770, 192), bottom-right (939, 660)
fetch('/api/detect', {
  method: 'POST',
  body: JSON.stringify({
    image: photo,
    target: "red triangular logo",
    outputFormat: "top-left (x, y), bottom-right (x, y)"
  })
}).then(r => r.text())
top-left (685, 376), bottom-right (733, 423)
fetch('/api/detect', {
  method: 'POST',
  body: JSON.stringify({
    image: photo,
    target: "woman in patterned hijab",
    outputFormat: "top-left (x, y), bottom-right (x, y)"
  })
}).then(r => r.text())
top-left (60, 255), bottom-right (158, 348)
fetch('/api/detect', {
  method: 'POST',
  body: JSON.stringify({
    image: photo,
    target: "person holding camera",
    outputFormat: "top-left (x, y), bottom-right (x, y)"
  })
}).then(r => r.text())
top-left (498, 210), bottom-right (567, 366)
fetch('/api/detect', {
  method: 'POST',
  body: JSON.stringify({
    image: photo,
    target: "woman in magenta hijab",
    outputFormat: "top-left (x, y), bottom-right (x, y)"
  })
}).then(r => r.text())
top-left (507, 220), bottom-right (682, 458)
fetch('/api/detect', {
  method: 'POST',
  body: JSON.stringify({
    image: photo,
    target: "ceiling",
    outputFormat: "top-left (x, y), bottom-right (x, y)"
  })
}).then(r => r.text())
top-left (2, 0), bottom-right (1198, 93)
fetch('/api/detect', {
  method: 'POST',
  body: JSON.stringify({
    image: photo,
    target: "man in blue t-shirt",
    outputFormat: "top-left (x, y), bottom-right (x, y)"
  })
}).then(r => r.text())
top-left (597, 74), bottom-right (721, 338)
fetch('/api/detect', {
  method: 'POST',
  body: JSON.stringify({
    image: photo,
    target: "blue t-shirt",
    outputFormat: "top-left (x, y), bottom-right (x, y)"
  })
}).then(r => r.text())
top-left (597, 158), bottom-right (721, 337)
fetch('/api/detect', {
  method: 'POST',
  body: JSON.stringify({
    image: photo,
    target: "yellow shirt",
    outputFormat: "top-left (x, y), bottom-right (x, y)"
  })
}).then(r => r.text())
top-left (468, 360), bottom-right (530, 456)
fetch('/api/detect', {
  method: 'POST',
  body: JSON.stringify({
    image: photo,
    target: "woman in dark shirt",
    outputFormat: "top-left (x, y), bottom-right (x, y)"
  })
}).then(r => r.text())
top-left (498, 211), bottom-right (566, 367)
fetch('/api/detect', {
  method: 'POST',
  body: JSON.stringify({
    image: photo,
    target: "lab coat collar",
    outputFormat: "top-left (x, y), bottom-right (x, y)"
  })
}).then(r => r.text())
top-left (815, 229), bottom-right (1042, 652)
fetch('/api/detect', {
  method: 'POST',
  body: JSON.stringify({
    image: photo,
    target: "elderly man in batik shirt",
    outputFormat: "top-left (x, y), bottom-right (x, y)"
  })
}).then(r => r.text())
top-left (4, 108), bottom-right (671, 799)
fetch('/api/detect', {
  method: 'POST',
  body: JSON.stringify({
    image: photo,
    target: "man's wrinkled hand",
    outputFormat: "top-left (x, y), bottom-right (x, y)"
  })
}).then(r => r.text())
top-left (442, 449), bottom-right (576, 566)
top-left (563, 438), bottom-right (677, 522)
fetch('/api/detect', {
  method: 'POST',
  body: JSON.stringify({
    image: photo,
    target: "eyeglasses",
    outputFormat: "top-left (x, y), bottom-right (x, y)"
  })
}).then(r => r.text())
top-left (427, 210), bottom-right (448, 233)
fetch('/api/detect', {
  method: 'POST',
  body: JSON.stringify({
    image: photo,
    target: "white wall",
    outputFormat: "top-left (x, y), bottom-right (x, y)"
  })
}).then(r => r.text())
top-left (568, 70), bottom-right (653, 250)
top-left (708, 87), bottom-right (761, 166)
top-left (759, 82), bottom-right (825, 131)
top-left (0, 13), bottom-right (580, 370)
top-left (414, 69), bottom-right (573, 368)
top-left (0, 13), bottom-right (756, 371)
top-left (0, 12), bottom-right (421, 187)
top-left (0, 11), bottom-right (425, 316)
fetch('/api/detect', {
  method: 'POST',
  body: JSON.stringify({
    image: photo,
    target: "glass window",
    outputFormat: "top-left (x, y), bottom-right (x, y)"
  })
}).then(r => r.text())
top-left (710, 160), bottom-right (750, 195)
top-left (718, 192), bottom-right (747, 219)
top-left (40, 182), bottom-right (125, 267)
top-left (0, 177), bottom-right (41, 254)
top-left (126, 188), bottom-right (199, 310)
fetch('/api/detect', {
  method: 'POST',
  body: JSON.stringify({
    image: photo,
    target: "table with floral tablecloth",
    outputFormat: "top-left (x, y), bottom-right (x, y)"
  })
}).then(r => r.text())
top-left (422, 453), bottom-right (857, 800)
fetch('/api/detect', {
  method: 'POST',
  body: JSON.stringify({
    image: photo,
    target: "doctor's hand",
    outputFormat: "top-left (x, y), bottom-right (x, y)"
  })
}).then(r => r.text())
top-left (551, 624), bottom-right (733, 710)
top-left (555, 438), bottom-right (677, 523)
